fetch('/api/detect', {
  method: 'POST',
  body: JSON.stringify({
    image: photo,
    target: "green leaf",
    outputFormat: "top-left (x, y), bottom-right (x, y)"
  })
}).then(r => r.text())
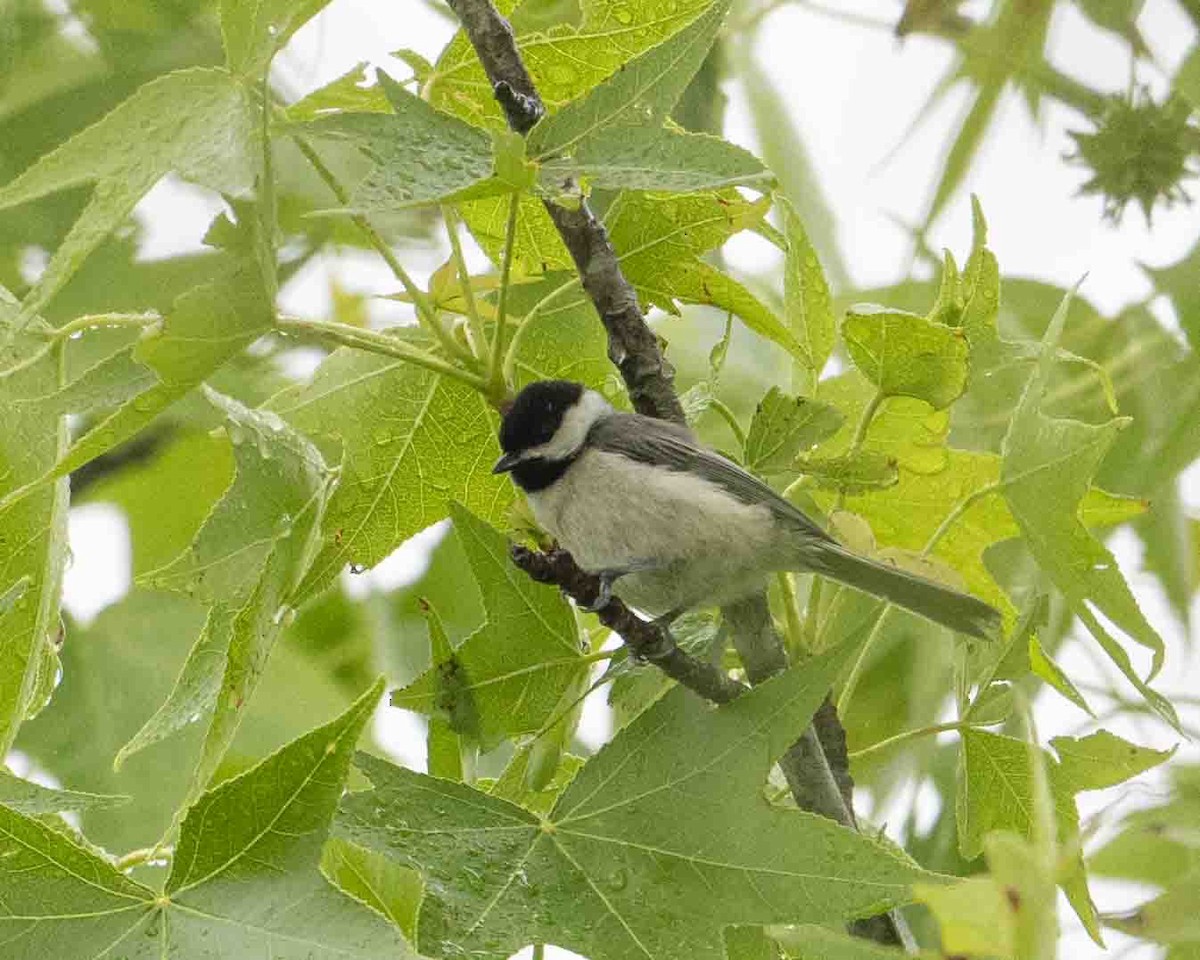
top-left (956, 726), bottom-right (1169, 942)
top-left (221, 0), bottom-right (332, 76)
top-left (127, 389), bottom-right (334, 807)
top-left (420, 599), bottom-right (464, 780)
top-left (607, 190), bottom-right (805, 360)
top-left (743, 387), bottom-right (844, 474)
top-left (0, 68), bottom-right (256, 325)
top-left (429, 0), bottom-right (718, 128)
top-left (268, 352), bottom-right (511, 600)
top-left (506, 274), bottom-right (612, 389)
top-left (797, 451), bottom-right (899, 494)
top-left (341, 643), bottom-right (929, 960)
top-left (461, 192), bottom-right (573, 274)
top-left (1144, 233), bottom-right (1200, 354)
top-left (540, 128), bottom-right (770, 193)
top-left (1001, 290), bottom-right (1177, 728)
top-left (19, 249), bottom-right (274, 502)
top-left (769, 924), bottom-right (920, 958)
top-left (0, 770), bottom-right (128, 815)
top-left (914, 874), bottom-right (1016, 958)
top-left (528, 0), bottom-right (728, 159)
top-left (391, 504), bottom-right (586, 749)
top-left (0, 306), bottom-right (68, 754)
top-left (284, 63), bottom-right (392, 120)
top-left (0, 681), bottom-right (404, 959)
top-left (1049, 730), bottom-right (1174, 792)
top-left (80, 429), bottom-right (236, 577)
top-left (782, 198), bottom-right (837, 384)
top-left (292, 72), bottom-right (502, 213)
top-left (843, 306), bottom-right (969, 409)
top-left (321, 837), bottom-right (423, 942)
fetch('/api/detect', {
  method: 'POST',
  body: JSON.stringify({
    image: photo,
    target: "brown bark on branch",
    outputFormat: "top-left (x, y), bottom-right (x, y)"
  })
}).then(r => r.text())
top-left (443, 0), bottom-right (686, 425)
top-left (446, 0), bottom-right (907, 945)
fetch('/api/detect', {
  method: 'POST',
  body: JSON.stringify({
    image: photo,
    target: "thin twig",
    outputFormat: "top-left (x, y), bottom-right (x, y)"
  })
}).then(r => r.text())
top-left (490, 191), bottom-right (522, 396)
top-left (276, 316), bottom-right (490, 393)
top-left (442, 205), bottom-right (489, 362)
top-left (290, 134), bottom-right (480, 370)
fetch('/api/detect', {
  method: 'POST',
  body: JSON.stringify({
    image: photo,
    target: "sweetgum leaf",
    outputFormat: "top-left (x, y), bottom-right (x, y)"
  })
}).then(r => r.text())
top-left (341, 643), bottom-right (929, 960)
top-left (1001, 291), bottom-right (1177, 729)
top-left (957, 727), bottom-right (1171, 939)
top-left (843, 306), bottom-right (969, 409)
top-left (540, 128), bottom-right (769, 193)
top-left (268, 352), bottom-right (510, 600)
top-left (0, 68), bottom-right (256, 325)
top-left (0, 297), bottom-right (67, 754)
top-left (528, 0), bottom-right (728, 159)
top-left (835, 448), bottom-right (1143, 631)
top-left (782, 198), bottom-right (837, 384)
top-left (743, 387), bottom-right (843, 474)
top-left (1049, 730), bottom-right (1174, 793)
top-left (291, 72), bottom-right (503, 213)
top-left (605, 190), bottom-right (803, 360)
top-left (321, 837), bottom-right (423, 942)
top-left (0, 770), bottom-right (127, 815)
top-left (505, 275), bottom-right (612, 389)
top-left (221, 0), bottom-right (333, 77)
top-left (126, 389), bottom-right (335, 807)
top-left (0, 680), bottom-right (410, 959)
top-left (7, 248), bottom-right (274, 502)
top-left (429, 0), bottom-right (718, 128)
top-left (391, 505), bottom-right (585, 749)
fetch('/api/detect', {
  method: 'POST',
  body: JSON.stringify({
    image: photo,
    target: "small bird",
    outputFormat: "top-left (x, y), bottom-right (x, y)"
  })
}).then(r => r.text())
top-left (493, 380), bottom-right (1001, 640)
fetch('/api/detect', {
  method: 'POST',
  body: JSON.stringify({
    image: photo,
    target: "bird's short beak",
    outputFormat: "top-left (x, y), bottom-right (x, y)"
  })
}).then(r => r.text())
top-left (492, 452), bottom-right (521, 474)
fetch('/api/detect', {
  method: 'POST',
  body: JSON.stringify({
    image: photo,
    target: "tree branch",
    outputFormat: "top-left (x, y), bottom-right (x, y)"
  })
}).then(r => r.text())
top-left (443, 0), bottom-right (686, 425)
top-left (448, 1), bottom-right (906, 945)
top-left (511, 546), bottom-right (746, 704)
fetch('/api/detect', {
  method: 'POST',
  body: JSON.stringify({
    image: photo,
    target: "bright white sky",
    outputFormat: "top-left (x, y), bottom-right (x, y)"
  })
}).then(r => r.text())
top-left (56, 2), bottom-right (1200, 958)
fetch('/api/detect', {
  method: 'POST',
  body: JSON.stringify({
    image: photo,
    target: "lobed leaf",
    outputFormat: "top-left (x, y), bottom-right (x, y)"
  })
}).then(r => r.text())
top-left (843, 306), bottom-right (969, 410)
top-left (126, 390), bottom-right (335, 807)
top-left (0, 300), bottom-right (68, 754)
top-left (782, 198), bottom-right (837, 385)
top-left (0, 68), bottom-right (256, 325)
top-left (2, 679), bottom-right (406, 959)
top-left (268, 351), bottom-right (510, 600)
top-left (528, 0), bottom-right (728, 159)
top-left (391, 505), bottom-right (585, 749)
top-left (1001, 291), bottom-right (1177, 728)
top-left (342, 642), bottom-right (929, 960)
top-left (743, 387), bottom-right (843, 474)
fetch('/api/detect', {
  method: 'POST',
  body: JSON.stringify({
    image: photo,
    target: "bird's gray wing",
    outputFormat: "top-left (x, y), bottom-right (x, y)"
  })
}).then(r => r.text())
top-left (587, 413), bottom-right (835, 544)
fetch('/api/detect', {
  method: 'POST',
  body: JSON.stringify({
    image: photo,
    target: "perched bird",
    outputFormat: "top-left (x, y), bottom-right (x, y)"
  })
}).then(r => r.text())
top-left (494, 380), bottom-right (1001, 640)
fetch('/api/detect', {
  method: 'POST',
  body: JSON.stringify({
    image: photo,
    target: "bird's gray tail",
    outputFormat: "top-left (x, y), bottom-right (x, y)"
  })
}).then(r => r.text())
top-left (806, 542), bottom-right (1002, 640)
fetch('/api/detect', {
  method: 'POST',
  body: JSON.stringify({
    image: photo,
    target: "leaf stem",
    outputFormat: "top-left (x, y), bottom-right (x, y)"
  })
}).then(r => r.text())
top-left (276, 316), bottom-right (490, 393)
top-left (849, 719), bottom-right (986, 761)
top-left (922, 480), bottom-right (1001, 555)
top-left (490, 191), bottom-right (522, 398)
top-left (709, 397), bottom-right (747, 448)
top-left (502, 275), bottom-right (581, 383)
top-left (116, 846), bottom-right (171, 871)
top-left (776, 572), bottom-right (805, 653)
top-left (290, 134), bottom-right (479, 370)
top-left (442, 205), bottom-right (489, 362)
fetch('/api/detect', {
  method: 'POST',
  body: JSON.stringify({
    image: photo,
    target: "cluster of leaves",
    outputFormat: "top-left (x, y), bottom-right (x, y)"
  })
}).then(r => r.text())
top-left (0, 1), bottom-right (1196, 959)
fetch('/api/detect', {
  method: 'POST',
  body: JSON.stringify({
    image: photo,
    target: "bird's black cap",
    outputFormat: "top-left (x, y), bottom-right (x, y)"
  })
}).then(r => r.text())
top-left (498, 380), bottom-right (585, 457)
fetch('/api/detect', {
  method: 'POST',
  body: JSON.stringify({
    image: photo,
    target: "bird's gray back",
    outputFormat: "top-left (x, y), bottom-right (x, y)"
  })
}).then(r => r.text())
top-left (586, 412), bottom-right (835, 545)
